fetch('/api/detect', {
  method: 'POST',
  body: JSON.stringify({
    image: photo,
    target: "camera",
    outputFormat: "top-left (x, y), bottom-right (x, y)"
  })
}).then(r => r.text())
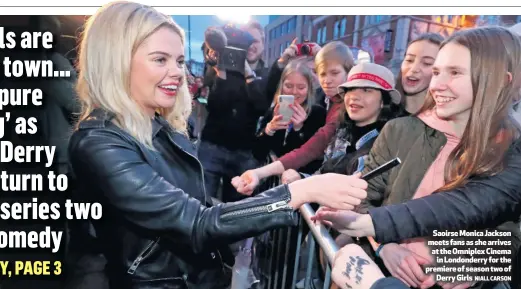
top-left (296, 41), bottom-right (316, 56)
top-left (203, 24), bottom-right (255, 74)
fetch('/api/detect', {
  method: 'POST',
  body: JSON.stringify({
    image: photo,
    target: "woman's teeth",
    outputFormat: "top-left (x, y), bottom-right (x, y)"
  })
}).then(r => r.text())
top-left (406, 77), bottom-right (419, 85)
top-left (159, 85), bottom-right (177, 91)
top-left (436, 96), bottom-right (455, 103)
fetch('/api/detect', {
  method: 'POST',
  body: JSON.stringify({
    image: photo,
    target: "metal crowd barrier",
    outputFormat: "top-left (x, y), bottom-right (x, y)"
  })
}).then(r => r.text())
top-left (250, 156), bottom-right (339, 289)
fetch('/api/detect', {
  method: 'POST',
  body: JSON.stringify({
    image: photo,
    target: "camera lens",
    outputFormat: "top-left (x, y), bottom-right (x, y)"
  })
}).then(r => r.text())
top-left (301, 44), bottom-right (311, 56)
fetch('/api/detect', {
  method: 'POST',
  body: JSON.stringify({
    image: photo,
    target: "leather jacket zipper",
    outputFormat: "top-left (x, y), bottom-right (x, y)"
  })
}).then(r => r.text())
top-left (164, 131), bottom-right (209, 205)
top-left (220, 199), bottom-right (291, 221)
top-left (127, 238), bottom-right (160, 275)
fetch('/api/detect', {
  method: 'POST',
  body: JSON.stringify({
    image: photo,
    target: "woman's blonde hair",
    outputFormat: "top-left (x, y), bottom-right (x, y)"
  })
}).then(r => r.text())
top-left (274, 58), bottom-right (316, 114)
top-left (76, 1), bottom-right (191, 148)
top-left (417, 26), bottom-right (521, 191)
top-left (314, 41), bottom-right (355, 76)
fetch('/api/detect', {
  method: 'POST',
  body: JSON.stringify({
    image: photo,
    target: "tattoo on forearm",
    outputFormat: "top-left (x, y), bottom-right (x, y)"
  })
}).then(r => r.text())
top-left (343, 256), bottom-right (370, 285)
top-left (342, 256), bottom-right (356, 279)
top-left (345, 283), bottom-right (353, 289)
top-left (354, 256), bottom-right (370, 284)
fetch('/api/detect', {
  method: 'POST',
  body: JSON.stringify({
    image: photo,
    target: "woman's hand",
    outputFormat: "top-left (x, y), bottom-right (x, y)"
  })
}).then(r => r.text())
top-left (290, 103), bottom-right (307, 131)
top-left (278, 38), bottom-right (298, 67)
top-left (281, 169), bottom-right (302, 184)
top-left (311, 207), bottom-right (375, 238)
top-left (378, 243), bottom-right (432, 288)
top-left (266, 104), bottom-right (290, 134)
top-left (310, 42), bottom-right (321, 56)
top-left (231, 170), bottom-right (260, 196)
top-left (288, 172), bottom-right (367, 210)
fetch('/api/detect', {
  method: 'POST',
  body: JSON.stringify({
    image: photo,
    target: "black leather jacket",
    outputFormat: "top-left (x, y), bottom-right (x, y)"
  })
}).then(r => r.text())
top-left (68, 109), bottom-right (298, 289)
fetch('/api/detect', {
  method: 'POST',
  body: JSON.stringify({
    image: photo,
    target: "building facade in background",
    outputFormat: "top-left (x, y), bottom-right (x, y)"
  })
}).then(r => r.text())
top-left (187, 59), bottom-right (205, 76)
top-left (264, 15), bottom-right (521, 73)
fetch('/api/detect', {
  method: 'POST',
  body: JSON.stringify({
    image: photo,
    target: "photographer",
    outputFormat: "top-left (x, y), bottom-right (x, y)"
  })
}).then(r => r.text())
top-left (198, 21), bottom-right (271, 202)
top-left (265, 38), bottom-right (322, 106)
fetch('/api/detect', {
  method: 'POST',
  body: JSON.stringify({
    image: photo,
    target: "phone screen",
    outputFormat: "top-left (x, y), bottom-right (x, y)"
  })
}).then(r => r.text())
top-left (278, 95), bottom-right (294, 122)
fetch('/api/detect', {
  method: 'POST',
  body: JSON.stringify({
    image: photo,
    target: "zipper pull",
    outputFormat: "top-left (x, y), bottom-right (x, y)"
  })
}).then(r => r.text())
top-left (127, 256), bottom-right (143, 275)
top-left (267, 200), bottom-right (290, 212)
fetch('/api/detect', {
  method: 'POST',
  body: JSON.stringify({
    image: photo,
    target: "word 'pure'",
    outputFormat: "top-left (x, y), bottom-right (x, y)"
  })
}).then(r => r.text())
top-left (0, 88), bottom-right (43, 111)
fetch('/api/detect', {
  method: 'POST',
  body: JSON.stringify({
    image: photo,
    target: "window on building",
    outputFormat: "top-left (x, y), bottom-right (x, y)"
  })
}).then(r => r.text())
top-left (288, 17), bottom-right (296, 33)
top-left (365, 16), bottom-right (372, 26)
top-left (447, 15), bottom-right (454, 23)
top-left (487, 15), bottom-right (499, 24)
top-left (280, 43), bottom-right (284, 55)
top-left (334, 19), bottom-right (340, 39)
top-left (478, 15), bottom-right (499, 25)
top-left (321, 26), bottom-right (327, 43)
top-left (366, 15), bottom-right (386, 26)
top-left (316, 27), bottom-right (322, 43)
top-left (281, 23), bottom-right (287, 35)
top-left (268, 48), bottom-right (271, 58)
top-left (341, 17), bottom-right (347, 36)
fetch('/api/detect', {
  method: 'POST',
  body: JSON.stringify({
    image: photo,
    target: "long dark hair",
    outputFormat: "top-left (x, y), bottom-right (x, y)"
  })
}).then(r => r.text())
top-left (337, 88), bottom-right (402, 144)
top-left (396, 33), bottom-right (444, 104)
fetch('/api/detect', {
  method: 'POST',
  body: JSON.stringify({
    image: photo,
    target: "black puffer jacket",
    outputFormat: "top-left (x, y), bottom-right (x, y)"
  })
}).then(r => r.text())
top-left (68, 108), bottom-right (298, 289)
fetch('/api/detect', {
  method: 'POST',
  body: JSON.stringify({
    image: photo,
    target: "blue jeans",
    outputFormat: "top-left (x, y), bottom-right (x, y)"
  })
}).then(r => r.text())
top-left (198, 141), bottom-right (260, 203)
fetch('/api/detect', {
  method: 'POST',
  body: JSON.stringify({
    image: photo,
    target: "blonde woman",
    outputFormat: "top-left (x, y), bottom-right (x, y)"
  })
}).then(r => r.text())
top-left (68, 2), bottom-right (369, 288)
top-left (255, 58), bottom-right (326, 174)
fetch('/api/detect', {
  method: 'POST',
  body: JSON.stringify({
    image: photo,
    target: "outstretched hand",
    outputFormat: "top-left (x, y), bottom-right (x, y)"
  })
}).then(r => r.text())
top-left (288, 172), bottom-right (368, 211)
top-left (231, 170), bottom-right (260, 196)
top-left (312, 206), bottom-right (375, 238)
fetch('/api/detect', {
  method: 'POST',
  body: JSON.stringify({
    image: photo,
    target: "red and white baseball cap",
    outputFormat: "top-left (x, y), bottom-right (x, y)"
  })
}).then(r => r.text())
top-left (338, 62), bottom-right (401, 104)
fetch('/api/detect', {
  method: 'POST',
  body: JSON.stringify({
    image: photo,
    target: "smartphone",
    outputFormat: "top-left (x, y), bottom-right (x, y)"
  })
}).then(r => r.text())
top-left (278, 95), bottom-right (295, 122)
top-left (361, 158), bottom-right (401, 181)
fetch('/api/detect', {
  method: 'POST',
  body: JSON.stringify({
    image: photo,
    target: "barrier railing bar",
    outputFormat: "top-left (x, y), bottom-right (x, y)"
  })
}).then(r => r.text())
top-left (266, 229), bottom-right (276, 289)
top-left (250, 151), bottom-right (340, 289)
top-left (280, 227), bottom-right (292, 288)
top-left (323, 264), bottom-right (332, 289)
top-left (300, 203), bottom-right (339, 265)
top-left (291, 218), bottom-right (304, 289)
top-left (304, 234), bottom-right (316, 289)
top-left (273, 228), bottom-right (284, 289)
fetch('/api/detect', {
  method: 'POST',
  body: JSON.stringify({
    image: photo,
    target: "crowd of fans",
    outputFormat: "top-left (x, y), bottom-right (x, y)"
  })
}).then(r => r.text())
top-left (13, 6), bottom-right (521, 289)
top-left (174, 17), bottom-right (521, 288)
